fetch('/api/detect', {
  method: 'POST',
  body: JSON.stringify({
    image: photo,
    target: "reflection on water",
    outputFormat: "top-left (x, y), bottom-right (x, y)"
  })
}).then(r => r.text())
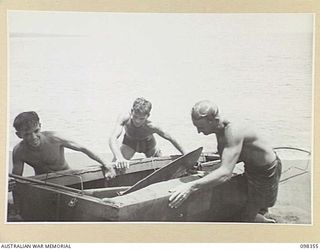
top-left (8, 32), bottom-right (313, 165)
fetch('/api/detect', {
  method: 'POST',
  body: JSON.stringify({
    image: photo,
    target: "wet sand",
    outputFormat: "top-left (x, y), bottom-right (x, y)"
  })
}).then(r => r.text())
top-left (269, 161), bottom-right (311, 224)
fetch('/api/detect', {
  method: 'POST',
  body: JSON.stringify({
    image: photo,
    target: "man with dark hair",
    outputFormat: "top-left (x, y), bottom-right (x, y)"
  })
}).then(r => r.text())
top-left (12, 111), bottom-right (115, 178)
top-left (109, 97), bottom-right (186, 169)
top-left (169, 100), bottom-right (282, 223)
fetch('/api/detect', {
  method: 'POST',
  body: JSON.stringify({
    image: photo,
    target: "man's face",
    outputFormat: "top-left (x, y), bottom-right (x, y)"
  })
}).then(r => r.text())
top-left (192, 118), bottom-right (215, 135)
top-left (131, 111), bottom-right (149, 127)
top-left (16, 123), bottom-right (42, 148)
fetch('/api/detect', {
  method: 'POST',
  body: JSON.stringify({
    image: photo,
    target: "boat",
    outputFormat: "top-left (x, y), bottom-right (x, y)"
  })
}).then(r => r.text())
top-left (7, 147), bottom-right (310, 222)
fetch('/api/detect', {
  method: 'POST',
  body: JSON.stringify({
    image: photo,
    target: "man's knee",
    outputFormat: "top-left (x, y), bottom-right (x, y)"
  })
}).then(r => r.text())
top-left (120, 144), bottom-right (136, 160)
top-left (153, 148), bottom-right (162, 157)
top-left (145, 148), bottom-right (162, 158)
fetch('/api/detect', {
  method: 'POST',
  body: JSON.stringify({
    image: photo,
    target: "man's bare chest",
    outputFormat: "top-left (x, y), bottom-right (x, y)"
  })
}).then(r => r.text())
top-left (23, 144), bottom-right (63, 166)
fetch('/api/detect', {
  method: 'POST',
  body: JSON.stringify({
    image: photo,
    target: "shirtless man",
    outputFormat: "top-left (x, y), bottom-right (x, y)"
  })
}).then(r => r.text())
top-left (109, 97), bottom-right (186, 169)
top-left (12, 111), bottom-right (115, 179)
top-left (168, 100), bottom-right (282, 223)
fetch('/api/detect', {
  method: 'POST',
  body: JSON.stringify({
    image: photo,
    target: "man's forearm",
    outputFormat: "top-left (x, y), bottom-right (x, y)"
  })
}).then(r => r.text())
top-left (12, 163), bottom-right (24, 176)
top-left (109, 138), bottom-right (124, 160)
top-left (170, 139), bottom-right (185, 154)
top-left (191, 168), bottom-right (232, 191)
top-left (82, 148), bottom-right (105, 166)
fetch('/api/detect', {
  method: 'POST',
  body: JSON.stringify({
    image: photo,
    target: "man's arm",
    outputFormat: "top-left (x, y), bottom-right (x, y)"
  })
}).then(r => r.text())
top-left (194, 140), bottom-right (242, 188)
top-left (109, 116), bottom-right (126, 161)
top-left (153, 126), bottom-right (186, 155)
top-left (169, 128), bottom-right (243, 208)
top-left (11, 147), bottom-right (24, 215)
top-left (12, 147), bottom-right (24, 176)
top-left (55, 134), bottom-right (116, 179)
top-left (108, 114), bottom-right (130, 169)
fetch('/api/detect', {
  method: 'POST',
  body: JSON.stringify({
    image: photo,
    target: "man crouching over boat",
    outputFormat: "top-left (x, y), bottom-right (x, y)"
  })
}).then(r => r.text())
top-left (169, 100), bottom-right (282, 223)
top-left (11, 111), bottom-right (115, 179)
top-left (109, 97), bottom-right (186, 169)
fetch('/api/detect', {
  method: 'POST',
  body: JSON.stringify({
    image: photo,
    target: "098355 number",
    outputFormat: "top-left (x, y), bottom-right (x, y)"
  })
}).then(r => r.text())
top-left (300, 244), bottom-right (319, 249)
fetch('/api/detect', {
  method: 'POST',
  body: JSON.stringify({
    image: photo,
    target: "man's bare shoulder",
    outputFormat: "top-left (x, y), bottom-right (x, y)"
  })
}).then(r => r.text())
top-left (224, 121), bottom-right (247, 142)
top-left (13, 142), bottom-right (25, 158)
top-left (146, 120), bottom-right (167, 134)
top-left (42, 131), bottom-right (55, 136)
top-left (144, 118), bottom-right (156, 128)
top-left (117, 112), bottom-right (130, 125)
top-left (225, 121), bottom-right (261, 142)
top-left (41, 131), bottom-right (66, 144)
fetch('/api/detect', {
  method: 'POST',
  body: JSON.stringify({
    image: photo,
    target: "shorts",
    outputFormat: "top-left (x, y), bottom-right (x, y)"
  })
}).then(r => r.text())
top-left (245, 154), bottom-right (282, 208)
top-left (122, 134), bottom-right (157, 154)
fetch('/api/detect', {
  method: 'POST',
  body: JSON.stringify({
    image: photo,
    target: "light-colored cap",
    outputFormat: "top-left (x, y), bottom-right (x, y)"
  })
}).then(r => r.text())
top-left (191, 100), bottom-right (219, 120)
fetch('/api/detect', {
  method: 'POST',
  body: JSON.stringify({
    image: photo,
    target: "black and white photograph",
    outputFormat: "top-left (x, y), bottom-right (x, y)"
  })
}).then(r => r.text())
top-left (6, 11), bottom-right (313, 224)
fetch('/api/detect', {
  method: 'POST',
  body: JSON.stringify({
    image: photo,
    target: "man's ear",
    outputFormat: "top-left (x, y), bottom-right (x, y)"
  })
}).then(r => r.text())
top-left (209, 116), bottom-right (218, 124)
top-left (16, 131), bottom-right (22, 139)
top-left (210, 112), bottom-right (217, 121)
top-left (39, 123), bottom-right (42, 129)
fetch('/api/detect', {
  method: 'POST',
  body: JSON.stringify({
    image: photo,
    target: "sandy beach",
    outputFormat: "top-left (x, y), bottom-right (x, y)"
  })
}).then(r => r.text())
top-left (269, 159), bottom-right (311, 224)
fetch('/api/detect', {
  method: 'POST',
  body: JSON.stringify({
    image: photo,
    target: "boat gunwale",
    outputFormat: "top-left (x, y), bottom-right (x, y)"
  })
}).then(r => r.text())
top-left (14, 178), bottom-right (122, 208)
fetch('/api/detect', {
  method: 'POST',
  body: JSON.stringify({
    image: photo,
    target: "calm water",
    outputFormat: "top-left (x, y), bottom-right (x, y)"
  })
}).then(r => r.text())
top-left (8, 31), bottom-right (313, 167)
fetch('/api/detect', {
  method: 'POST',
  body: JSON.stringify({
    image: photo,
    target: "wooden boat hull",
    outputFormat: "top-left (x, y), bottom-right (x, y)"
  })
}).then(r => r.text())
top-left (9, 152), bottom-right (309, 222)
top-left (13, 171), bottom-right (247, 222)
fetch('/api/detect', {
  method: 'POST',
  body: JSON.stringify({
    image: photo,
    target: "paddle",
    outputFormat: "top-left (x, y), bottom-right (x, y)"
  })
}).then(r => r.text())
top-left (121, 147), bottom-right (203, 195)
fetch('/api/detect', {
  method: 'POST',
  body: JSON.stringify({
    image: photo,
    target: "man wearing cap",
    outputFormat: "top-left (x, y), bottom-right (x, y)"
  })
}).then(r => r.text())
top-left (168, 100), bottom-right (282, 223)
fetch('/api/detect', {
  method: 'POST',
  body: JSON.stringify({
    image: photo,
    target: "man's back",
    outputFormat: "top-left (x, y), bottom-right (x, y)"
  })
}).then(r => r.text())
top-left (220, 122), bottom-right (276, 167)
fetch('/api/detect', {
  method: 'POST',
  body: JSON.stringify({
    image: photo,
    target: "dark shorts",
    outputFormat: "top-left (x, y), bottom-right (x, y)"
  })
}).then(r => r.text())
top-left (245, 154), bottom-right (282, 208)
top-left (122, 134), bottom-right (157, 154)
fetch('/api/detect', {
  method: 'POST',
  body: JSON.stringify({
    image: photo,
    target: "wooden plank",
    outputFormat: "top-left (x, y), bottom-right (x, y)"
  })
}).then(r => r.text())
top-left (14, 182), bottom-right (119, 222)
top-left (122, 147), bottom-right (203, 195)
top-left (113, 155), bottom-right (179, 174)
top-left (108, 173), bottom-right (247, 221)
top-left (83, 186), bottom-right (130, 198)
top-left (26, 155), bottom-right (179, 187)
top-left (10, 173), bottom-right (84, 194)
